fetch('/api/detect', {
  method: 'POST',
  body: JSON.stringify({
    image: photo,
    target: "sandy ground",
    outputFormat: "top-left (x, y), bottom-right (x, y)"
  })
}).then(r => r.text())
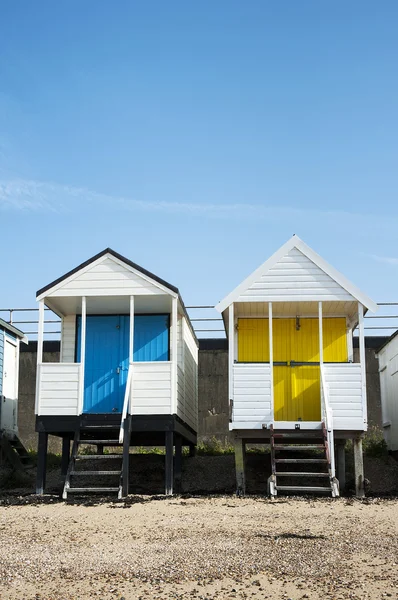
top-left (0, 495), bottom-right (397, 600)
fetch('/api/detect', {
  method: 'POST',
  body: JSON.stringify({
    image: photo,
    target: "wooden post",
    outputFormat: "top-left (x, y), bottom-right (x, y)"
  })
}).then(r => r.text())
top-left (165, 431), bottom-right (174, 495)
top-left (35, 299), bottom-right (45, 415)
top-left (358, 303), bottom-right (367, 428)
top-left (189, 443), bottom-right (196, 457)
top-left (171, 297), bottom-right (178, 414)
top-left (96, 444), bottom-right (104, 455)
top-left (269, 302), bottom-right (274, 421)
top-left (336, 441), bottom-right (346, 493)
top-left (78, 296), bottom-right (87, 415)
top-left (36, 432), bottom-right (48, 495)
top-left (122, 417), bottom-right (130, 497)
top-left (61, 436), bottom-right (71, 476)
top-left (353, 438), bottom-right (365, 498)
top-left (129, 295), bottom-right (135, 417)
top-left (234, 437), bottom-right (246, 495)
top-left (318, 302), bottom-right (323, 365)
top-left (174, 434), bottom-right (182, 493)
top-left (228, 304), bottom-right (234, 420)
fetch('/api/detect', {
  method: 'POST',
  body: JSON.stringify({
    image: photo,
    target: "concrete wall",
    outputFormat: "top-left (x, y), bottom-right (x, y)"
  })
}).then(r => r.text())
top-left (16, 337), bottom-right (386, 453)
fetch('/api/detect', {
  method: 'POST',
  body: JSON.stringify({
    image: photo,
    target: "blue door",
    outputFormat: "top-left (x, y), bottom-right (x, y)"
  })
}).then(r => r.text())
top-left (77, 314), bottom-right (169, 413)
top-left (77, 316), bottom-right (129, 414)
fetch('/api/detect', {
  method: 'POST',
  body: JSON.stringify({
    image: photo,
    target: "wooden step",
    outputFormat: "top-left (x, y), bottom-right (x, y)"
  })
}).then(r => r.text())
top-left (77, 454), bottom-right (122, 460)
top-left (273, 433), bottom-right (324, 439)
top-left (275, 486), bottom-right (332, 493)
top-left (274, 445), bottom-right (325, 451)
top-left (275, 458), bottom-right (328, 464)
top-left (71, 471), bottom-right (121, 476)
top-left (275, 472), bottom-right (329, 477)
top-left (78, 440), bottom-right (121, 445)
top-left (81, 425), bottom-right (119, 429)
top-left (67, 487), bottom-right (119, 493)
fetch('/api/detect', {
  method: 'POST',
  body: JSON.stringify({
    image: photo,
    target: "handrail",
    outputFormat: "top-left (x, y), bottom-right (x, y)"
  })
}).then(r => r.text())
top-left (119, 365), bottom-right (133, 443)
top-left (320, 365), bottom-right (335, 479)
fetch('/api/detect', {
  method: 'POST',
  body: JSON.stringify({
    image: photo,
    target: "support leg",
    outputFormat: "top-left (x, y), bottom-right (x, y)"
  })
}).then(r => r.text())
top-left (353, 438), bottom-right (365, 498)
top-left (234, 437), bottom-right (246, 496)
top-left (336, 441), bottom-right (346, 494)
top-left (122, 420), bottom-right (130, 498)
top-left (189, 443), bottom-right (196, 457)
top-left (97, 444), bottom-right (104, 455)
top-left (174, 434), bottom-right (182, 494)
top-left (36, 432), bottom-right (48, 495)
top-left (165, 431), bottom-right (174, 496)
top-left (61, 436), bottom-right (71, 477)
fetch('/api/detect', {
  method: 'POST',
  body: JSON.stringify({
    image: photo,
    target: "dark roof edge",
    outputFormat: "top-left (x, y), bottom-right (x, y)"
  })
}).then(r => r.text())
top-left (376, 329), bottom-right (398, 354)
top-left (36, 248), bottom-right (179, 298)
top-left (0, 318), bottom-right (27, 342)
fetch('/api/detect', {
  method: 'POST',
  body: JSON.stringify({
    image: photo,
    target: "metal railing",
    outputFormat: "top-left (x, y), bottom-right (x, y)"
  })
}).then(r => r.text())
top-left (1, 302), bottom-right (398, 340)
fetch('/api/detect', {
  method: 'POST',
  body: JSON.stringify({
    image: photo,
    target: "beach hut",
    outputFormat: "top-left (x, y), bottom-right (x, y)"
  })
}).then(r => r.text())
top-left (0, 319), bottom-right (29, 468)
top-left (216, 236), bottom-right (377, 497)
top-left (377, 332), bottom-right (398, 456)
top-left (35, 248), bottom-right (198, 498)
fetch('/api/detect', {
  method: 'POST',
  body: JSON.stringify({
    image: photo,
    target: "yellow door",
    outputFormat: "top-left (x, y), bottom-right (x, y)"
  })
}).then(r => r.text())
top-left (238, 316), bottom-right (348, 422)
top-left (274, 317), bottom-right (348, 421)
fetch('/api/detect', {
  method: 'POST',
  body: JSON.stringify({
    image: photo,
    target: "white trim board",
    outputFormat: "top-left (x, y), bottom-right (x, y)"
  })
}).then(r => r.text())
top-left (216, 236), bottom-right (377, 314)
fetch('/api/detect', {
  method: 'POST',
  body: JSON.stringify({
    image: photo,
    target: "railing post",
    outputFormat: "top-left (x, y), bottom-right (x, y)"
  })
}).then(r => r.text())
top-left (171, 296), bottom-right (178, 415)
top-left (358, 303), bottom-right (367, 428)
top-left (129, 295), bottom-right (134, 415)
top-left (35, 299), bottom-right (45, 415)
top-left (318, 301), bottom-right (323, 366)
top-left (78, 296), bottom-right (87, 415)
top-left (228, 303), bottom-right (234, 421)
top-left (268, 302), bottom-right (273, 422)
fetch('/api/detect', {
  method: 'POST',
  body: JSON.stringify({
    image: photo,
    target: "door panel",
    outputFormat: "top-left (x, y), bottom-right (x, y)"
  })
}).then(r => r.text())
top-left (323, 318), bottom-right (348, 362)
top-left (134, 315), bottom-right (169, 362)
top-left (77, 316), bottom-right (127, 414)
top-left (237, 318), bottom-right (270, 362)
top-left (2, 338), bottom-right (18, 433)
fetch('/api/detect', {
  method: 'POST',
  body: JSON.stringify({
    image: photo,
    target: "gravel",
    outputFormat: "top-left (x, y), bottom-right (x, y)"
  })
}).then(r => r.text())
top-left (0, 495), bottom-right (397, 599)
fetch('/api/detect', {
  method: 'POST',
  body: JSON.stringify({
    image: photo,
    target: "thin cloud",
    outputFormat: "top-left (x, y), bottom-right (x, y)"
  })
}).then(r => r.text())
top-left (366, 253), bottom-right (398, 266)
top-left (0, 178), bottom-right (396, 229)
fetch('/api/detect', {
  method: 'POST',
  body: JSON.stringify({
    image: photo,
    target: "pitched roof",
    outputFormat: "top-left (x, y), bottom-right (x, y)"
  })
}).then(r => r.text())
top-left (36, 248), bottom-right (179, 298)
top-left (216, 235), bottom-right (378, 313)
top-left (36, 248), bottom-right (199, 347)
top-left (0, 318), bottom-right (28, 344)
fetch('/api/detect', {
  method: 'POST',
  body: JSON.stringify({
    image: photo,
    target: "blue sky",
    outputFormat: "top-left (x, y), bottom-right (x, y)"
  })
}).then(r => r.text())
top-left (1, 1), bottom-right (398, 334)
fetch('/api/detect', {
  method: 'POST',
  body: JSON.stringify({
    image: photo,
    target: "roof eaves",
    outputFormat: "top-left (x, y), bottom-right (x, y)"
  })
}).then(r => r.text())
top-left (36, 248), bottom-right (179, 298)
top-left (0, 318), bottom-right (28, 343)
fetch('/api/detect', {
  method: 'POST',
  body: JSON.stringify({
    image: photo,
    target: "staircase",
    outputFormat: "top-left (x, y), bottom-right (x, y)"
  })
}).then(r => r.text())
top-left (0, 432), bottom-right (33, 471)
top-left (62, 420), bottom-right (129, 499)
top-left (268, 423), bottom-right (339, 497)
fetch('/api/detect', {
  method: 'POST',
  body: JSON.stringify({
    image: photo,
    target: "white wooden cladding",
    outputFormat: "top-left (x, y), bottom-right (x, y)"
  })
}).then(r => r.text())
top-left (131, 362), bottom-right (172, 414)
top-left (322, 364), bottom-right (365, 430)
top-left (230, 362), bottom-right (365, 431)
top-left (49, 257), bottom-right (165, 297)
top-left (61, 315), bottom-right (76, 362)
top-left (38, 363), bottom-right (81, 416)
top-left (237, 248), bottom-right (355, 303)
top-left (232, 364), bottom-right (272, 429)
top-left (378, 335), bottom-right (398, 451)
top-left (176, 317), bottom-right (199, 431)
